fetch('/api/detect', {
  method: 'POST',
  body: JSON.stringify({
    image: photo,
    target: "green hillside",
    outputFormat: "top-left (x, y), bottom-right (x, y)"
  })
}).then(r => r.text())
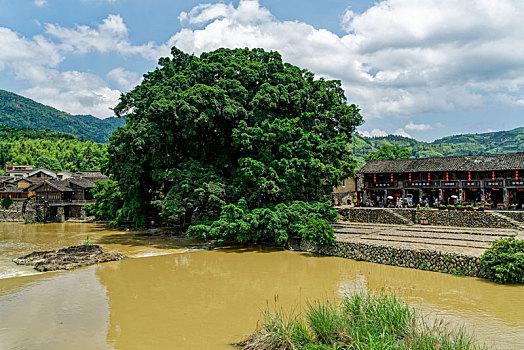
top-left (0, 89), bottom-right (125, 143)
top-left (0, 125), bottom-right (107, 172)
top-left (351, 127), bottom-right (524, 163)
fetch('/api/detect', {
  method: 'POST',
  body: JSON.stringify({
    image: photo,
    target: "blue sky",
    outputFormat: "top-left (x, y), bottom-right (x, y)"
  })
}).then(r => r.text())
top-left (0, 0), bottom-right (523, 141)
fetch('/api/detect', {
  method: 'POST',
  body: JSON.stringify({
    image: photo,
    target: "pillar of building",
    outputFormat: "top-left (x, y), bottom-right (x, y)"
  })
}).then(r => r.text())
top-left (401, 189), bottom-right (406, 199)
top-left (363, 190), bottom-right (368, 203)
top-left (418, 189), bottom-right (423, 204)
top-left (438, 188), bottom-right (443, 202)
top-left (459, 188), bottom-right (463, 204)
top-left (480, 188), bottom-right (485, 203)
top-left (503, 187), bottom-right (508, 210)
top-left (56, 206), bottom-right (65, 223)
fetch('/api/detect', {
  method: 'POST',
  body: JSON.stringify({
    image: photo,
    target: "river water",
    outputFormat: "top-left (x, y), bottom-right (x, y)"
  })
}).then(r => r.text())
top-left (0, 222), bottom-right (523, 349)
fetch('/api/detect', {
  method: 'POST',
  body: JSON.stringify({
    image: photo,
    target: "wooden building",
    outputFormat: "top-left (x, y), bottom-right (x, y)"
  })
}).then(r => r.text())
top-left (357, 153), bottom-right (524, 209)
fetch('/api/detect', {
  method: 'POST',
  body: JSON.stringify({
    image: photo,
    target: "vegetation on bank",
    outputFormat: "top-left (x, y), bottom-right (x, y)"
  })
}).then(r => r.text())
top-left (480, 236), bottom-right (524, 284)
top-left (238, 292), bottom-right (484, 350)
top-left (0, 125), bottom-right (107, 172)
top-left (91, 47), bottom-right (363, 245)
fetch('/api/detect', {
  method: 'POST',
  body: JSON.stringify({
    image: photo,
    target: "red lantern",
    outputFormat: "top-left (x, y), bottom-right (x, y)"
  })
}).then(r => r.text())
top-left (373, 174), bottom-right (376, 183)
top-left (492, 171), bottom-right (495, 181)
top-left (468, 171), bottom-right (471, 181)
top-left (516, 170), bottom-right (519, 181)
top-left (409, 173), bottom-right (412, 182)
top-left (446, 172), bottom-right (449, 181)
top-left (427, 172), bottom-right (431, 181)
top-left (390, 173), bottom-right (394, 183)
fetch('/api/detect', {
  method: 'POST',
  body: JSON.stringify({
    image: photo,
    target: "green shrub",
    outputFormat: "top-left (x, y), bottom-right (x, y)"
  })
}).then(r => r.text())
top-left (480, 236), bottom-right (524, 284)
top-left (299, 218), bottom-right (336, 246)
top-left (188, 200), bottom-right (337, 246)
top-left (1, 196), bottom-right (13, 210)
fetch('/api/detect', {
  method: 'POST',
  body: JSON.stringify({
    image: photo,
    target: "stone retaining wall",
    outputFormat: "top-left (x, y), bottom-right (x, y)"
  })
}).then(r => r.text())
top-left (288, 238), bottom-right (484, 278)
top-left (338, 208), bottom-right (407, 225)
top-left (0, 201), bottom-right (24, 222)
top-left (339, 207), bottom-right (520, 229)
top-left (500, 211), bottom-right (524, 223)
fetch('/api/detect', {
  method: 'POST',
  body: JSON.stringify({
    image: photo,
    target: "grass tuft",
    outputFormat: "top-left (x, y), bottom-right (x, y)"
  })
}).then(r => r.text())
top-left (238, 291), bottom-right (485, 350)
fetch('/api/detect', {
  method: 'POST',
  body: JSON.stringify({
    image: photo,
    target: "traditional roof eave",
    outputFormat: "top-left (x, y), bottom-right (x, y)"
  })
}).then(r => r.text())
top-left (359, 153), bottom-right (524, 174)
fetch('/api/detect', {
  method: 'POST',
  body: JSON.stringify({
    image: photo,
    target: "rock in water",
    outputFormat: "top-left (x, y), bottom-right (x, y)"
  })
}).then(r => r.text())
top-left (13, 245), bottom-right (125, 272)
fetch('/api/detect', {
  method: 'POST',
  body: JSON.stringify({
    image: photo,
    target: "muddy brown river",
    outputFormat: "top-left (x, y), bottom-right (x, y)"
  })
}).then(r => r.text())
top-left (0, 222), bottom-right (523, 349)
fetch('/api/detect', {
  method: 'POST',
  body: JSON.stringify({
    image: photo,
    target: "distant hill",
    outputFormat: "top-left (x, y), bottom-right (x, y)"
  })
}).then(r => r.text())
top-left (352, 127), bottom-right (524, 164)
top-left (0, 89), bottom-right (125, 143)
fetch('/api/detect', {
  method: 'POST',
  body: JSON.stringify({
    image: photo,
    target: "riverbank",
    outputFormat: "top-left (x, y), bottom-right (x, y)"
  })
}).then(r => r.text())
top-left (296, 207), bottom-right (524, 278)
top-left (288, 220), bottom-right (523, 278)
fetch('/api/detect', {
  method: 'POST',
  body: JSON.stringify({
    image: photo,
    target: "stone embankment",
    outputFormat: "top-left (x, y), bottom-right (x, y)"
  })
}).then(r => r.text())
top-left (289, 214), bottom-right (523, 277)
top-left (339, 207), bottom-right (523, 229)
top-left (13, 245), bottom-right (125, 272)
top-left (0, 202), bottom-right (24, 222)
top-left (294, 238), bottom-right (484, 277)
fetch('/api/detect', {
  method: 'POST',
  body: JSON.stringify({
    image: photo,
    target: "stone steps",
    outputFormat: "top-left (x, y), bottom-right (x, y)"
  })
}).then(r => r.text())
top-left (331, 220), bottom-right (524, 258)
top-left (374, 231), bottom-right (504, 243)
top-left (488, 211), bottom-right (524, 230)
top-left (332, 221), bottom-right (519, 237)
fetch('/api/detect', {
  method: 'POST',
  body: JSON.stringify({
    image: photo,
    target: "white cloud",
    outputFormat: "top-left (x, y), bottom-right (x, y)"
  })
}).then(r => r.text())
top-left (107, 67), bottom-right (141, 91)
top-left (20, 67), bottom-right (121, 117)
top-left (34, 0), bottom-right (47, 7)
top-left (45, 14), bottom-right (168, 60)
top-left (3, 0), bottom-right (524, 121)
top-left (0, 24), bottom-right (121, 117)
top-left (393, 128), bottom-right (412, 138)
top-left (166, 0), bottom-right (524, 119)
top-left (404, 121), bottom-right (431, 131)
top-left (358, 129), bottom-right (389, 138)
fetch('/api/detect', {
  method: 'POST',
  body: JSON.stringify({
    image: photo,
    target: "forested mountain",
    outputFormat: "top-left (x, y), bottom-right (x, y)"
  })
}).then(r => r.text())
top-left (351, 127), bottom-right (524, 163)
top-left (0, 126), bottom-right (107, 172)
top-left (0, 89), bottom-right (125, 143)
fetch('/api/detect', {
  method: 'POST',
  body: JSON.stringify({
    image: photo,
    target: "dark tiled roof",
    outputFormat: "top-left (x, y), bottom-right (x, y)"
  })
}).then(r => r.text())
top-left (31, 179), bottom-right (74, 192)
top-left (68, 178), bottom-right (97, 188)
top-left (360, 153), bottom-right (524, 174)
top-left (0, 187), bottom-right (27, 193)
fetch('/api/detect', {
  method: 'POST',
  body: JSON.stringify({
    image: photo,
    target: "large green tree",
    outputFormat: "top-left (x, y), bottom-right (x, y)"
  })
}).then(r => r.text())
top-left (102, 47), bottom-right (363, 239)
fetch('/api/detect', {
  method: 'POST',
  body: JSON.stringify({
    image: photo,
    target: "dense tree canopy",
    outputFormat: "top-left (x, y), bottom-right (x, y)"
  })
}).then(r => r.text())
top-left (0, 125), bottom-right (107, 171)
top-left (101, 47), bottom-right (363, 241)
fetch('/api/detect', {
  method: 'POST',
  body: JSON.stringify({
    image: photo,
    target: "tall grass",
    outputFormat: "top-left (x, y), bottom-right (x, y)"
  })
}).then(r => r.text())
top-left (238, 291), bottom-right (485, 350)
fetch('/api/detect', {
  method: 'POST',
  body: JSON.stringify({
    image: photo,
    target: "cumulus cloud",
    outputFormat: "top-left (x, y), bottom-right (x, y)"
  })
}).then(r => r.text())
top-left (358, 129), bottom-right (389, 138)
top-left (393, 128), bottom-right (412, 138)
top-left (44, 14), bottom-right (167, 60)
top-left (165, 0), bottom-right (524, 119)
top-left (20, 67), bottom-right (121, 117)
top-left (0, 15), bottom-right (156, 117)
top-left (107, 67), bottom-right (141, 91)
top-left (3, 0), bottom-right (524, 120)
top-left (404, 121), bottom-right (431, 131)
top-left (34, 0), bottom-right (47, 7)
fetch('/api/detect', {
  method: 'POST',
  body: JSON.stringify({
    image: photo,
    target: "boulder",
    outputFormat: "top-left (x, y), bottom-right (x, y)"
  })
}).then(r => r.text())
top-left (13, 245), bottom-right (125, 272)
